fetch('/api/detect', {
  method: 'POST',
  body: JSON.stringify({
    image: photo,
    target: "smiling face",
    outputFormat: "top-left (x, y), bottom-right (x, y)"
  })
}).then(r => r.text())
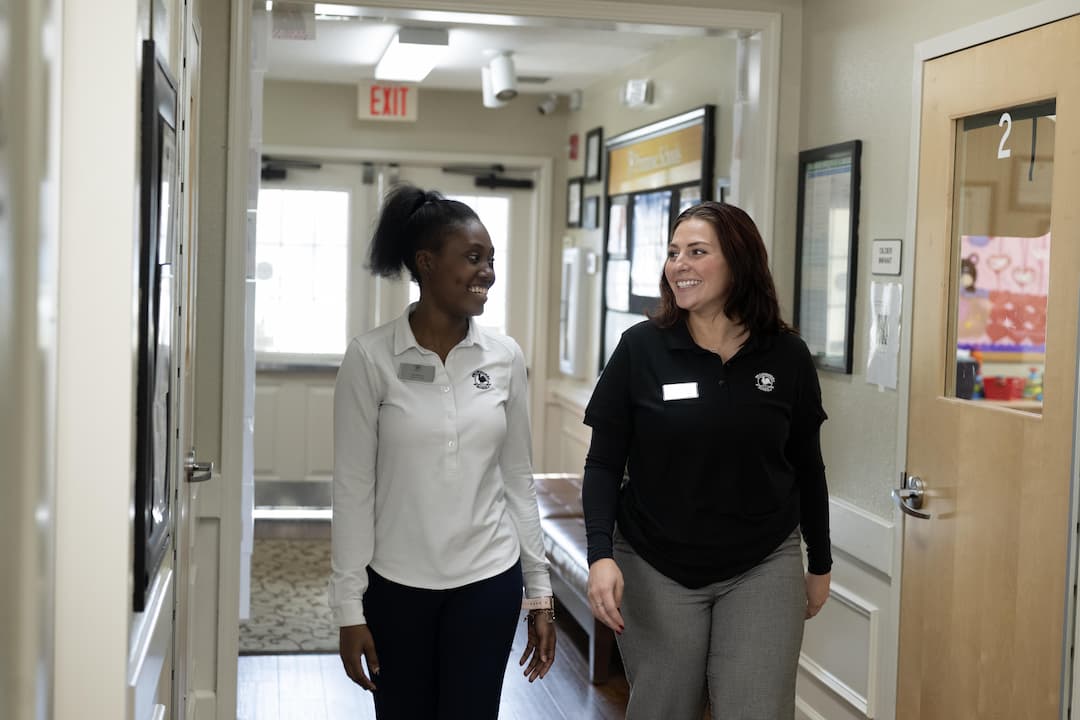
top-left (417, 220), bottom-right (495, 318)
top-left (663, 217), bottom-right (732, 318)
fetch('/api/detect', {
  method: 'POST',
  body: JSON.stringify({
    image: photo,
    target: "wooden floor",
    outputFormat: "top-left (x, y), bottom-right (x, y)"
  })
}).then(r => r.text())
top-left (237, 610), bottom-right (629, 719)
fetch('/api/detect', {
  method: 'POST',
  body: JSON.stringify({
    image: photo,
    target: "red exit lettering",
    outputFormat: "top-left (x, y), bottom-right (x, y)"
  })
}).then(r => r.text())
top-left (370, 85), bottom-right (410, 117)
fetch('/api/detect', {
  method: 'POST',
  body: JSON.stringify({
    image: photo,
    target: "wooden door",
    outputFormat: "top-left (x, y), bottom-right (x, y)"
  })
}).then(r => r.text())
top-left (898, 16), bottom-right (1080, 719)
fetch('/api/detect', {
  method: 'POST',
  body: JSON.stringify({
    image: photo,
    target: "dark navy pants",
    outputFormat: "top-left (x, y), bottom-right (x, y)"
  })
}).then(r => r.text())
top-left (362, 562), bottom-right (523, 720)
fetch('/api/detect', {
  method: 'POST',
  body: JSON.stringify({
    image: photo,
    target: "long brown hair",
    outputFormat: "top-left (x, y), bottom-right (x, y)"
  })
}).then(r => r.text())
top-left (651, 201), bottom-right (791, 335)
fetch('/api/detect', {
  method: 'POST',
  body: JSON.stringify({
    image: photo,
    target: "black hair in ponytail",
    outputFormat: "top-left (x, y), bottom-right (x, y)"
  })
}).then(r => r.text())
top-left (367, 183), bottom-right (482, 285)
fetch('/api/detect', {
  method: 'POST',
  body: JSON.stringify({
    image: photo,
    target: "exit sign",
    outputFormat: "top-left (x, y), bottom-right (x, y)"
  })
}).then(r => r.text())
top-left (357, 83), bottom-right (418, 122)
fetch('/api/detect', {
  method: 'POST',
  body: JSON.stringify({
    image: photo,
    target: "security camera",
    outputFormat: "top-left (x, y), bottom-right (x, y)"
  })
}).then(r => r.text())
top-left (537, 94), bottom-right (558, 115)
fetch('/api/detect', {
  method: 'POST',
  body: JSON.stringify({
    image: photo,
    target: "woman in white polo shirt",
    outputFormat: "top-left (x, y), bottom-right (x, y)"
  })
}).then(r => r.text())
top-left (330, 184), bottom-right (556, 719)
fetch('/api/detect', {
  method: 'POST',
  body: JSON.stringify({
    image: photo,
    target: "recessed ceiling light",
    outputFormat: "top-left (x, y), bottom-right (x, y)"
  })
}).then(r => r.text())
top-left (375, 27), bottom-right (450, 83)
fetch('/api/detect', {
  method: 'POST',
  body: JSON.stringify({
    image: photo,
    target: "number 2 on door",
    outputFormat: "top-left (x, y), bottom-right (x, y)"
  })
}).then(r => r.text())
top-left (997, 112), bottom-right (1012, 159)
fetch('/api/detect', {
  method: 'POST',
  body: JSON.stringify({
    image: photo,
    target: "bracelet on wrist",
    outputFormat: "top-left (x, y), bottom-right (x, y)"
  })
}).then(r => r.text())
top-left (522, 596), bottom-right (556, 624)
top-left (521, 596), bottom-right (554, 611)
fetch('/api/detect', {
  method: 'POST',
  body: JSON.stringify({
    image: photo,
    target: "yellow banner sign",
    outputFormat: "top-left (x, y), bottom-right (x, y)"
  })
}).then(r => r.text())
top-left (607, 124), bottom-right (704, 195)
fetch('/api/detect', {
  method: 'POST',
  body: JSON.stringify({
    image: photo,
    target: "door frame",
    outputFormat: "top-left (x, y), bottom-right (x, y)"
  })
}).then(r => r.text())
top-left (216, 2), bottom-right (784, 717)
top-left (897, 2), bottom-right (1080, 718)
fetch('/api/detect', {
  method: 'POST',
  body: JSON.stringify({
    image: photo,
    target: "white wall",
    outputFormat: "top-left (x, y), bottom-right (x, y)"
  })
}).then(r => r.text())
top-left (0, 1), bottom-right (59, 718)
top-left (54, 0), bottom-right (140, 716)
top-left (263, 80), bottom-right (569, 158)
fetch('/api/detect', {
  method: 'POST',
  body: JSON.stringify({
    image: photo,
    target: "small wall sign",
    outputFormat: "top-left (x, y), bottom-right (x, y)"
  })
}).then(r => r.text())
top-left (871, 239), bottom-right (902, 275)
top-left (357, 83), bottom-right (418, 122)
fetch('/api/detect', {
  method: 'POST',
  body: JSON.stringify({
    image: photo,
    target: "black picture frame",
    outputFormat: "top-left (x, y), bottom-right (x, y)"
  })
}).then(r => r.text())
top-left (584, 126), bottom-right (603, 182)
top-left (582, 195), bottom-right (599, 230)
top-left (134, 39), bottom-right (178, 612)
top-left (567, 176), bottom-right (583, 228)
top-left (793, 140), bottom-right (862, 374)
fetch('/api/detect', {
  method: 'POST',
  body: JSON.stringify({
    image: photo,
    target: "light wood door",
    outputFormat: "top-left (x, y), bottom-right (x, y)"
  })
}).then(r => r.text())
top-left (898, 16), bottom-right (1080, 719)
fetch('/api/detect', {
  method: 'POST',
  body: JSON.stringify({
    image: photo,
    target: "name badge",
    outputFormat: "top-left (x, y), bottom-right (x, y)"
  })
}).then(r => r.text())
top-left (398, 362), bottom-right (436, 383)
top-left (662, 382), bottom-right (699, 401)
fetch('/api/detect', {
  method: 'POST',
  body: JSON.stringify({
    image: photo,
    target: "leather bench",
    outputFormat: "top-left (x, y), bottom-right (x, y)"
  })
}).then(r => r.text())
top-left (532, 473), bottom-right (616, 684)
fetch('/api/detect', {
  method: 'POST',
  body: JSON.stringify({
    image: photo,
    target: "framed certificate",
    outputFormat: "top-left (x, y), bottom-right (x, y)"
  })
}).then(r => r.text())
top-left (793, 140), bottom-right (863, 374)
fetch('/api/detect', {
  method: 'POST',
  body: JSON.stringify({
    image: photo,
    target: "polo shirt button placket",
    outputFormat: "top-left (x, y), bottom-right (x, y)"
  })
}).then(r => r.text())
top-left (442, 375), bottom-right (459, 472)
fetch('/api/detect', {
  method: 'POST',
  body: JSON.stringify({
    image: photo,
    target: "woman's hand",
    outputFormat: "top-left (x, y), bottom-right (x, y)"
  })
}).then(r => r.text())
top-left (805, 572), bottom-right (831, 619)
top-left (587, 558), bottom-right (625, 633)
top-left (339, 624), bottom-right (380, 691)
top-left (520, 612), bottom-right (557, 681)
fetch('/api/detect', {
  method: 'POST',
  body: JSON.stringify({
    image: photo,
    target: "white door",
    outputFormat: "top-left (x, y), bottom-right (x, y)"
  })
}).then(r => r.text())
top-left (251, 163), bottom-right (366, 516)
top-left (173, 5), bottom-right (204, 718)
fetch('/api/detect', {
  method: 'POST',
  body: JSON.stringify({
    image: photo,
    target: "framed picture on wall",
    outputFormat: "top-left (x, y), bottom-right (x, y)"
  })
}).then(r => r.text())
top-left (134, 38), bottom-right (179, 612)
top-left (793, 139), bottom-right (862, 374)
top-left (582, 195), bottom-right (599, 230)
top-left (567, 176), bottom-right (583, 228)
top-left (584, 126), bottom-right (603, 182)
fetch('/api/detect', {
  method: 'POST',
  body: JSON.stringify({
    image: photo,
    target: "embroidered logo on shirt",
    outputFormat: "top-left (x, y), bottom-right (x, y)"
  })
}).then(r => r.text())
top-left (754, 372), bottom-right (776, 392)
top-left (472, 369), bottom-right (492, 390)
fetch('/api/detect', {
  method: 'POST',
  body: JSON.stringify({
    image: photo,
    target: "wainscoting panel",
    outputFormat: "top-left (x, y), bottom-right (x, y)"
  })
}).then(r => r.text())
top-left (304, 386), bottom-right (335, 480)
top-left (796, 499), bottom-right (895, 720)
top-left (254, 370), bottom-right (336, 507)
top-left (541, 380), bottom-right (592, 474)
top-left (253, 383), bottom-right (281, 479)
top-left (799, 582), bottom-right (877, 715)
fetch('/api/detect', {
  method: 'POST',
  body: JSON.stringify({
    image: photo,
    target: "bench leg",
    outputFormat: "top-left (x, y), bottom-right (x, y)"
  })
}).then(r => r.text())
top-left (589, 619), bottom-right (615, 684)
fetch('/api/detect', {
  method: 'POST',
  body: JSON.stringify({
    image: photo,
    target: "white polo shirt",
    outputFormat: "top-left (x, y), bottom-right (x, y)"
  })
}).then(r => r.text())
top-left (329, 303), bottom-right (552, 627)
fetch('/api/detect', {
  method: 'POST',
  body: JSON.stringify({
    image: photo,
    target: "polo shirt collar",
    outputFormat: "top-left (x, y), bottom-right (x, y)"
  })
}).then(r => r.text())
top-left (392, 302), bottom-right (489, 356)
top-left (664, 316), bottom-right (769, 356)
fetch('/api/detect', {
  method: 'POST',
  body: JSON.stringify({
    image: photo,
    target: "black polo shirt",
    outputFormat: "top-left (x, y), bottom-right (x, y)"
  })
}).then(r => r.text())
top-left (582, 318), bottom-right (831, 588)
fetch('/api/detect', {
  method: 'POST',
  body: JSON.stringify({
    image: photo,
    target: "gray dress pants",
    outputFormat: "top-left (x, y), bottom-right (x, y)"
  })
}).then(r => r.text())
top-left (614, 529), bottom-right (806, 720)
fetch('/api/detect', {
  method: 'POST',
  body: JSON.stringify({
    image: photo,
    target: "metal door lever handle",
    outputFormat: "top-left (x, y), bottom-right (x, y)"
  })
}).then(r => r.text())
top-left (892, 475), bottom-right (931, 520)
top-left (184, 450), bottom-right (214, 483)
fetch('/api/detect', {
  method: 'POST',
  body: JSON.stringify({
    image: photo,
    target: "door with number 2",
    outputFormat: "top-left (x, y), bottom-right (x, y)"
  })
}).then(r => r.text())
top-left (896, 15), bottom-right (1080, 720)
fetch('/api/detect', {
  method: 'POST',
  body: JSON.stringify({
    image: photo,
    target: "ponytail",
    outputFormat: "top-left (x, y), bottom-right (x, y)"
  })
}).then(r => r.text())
top-left (367, 183), bottom-right (481, 284)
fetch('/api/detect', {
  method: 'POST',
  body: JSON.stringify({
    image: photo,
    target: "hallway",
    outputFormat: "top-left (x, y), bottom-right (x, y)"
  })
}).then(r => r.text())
top-left (237, 611), bottom-right (629, 719)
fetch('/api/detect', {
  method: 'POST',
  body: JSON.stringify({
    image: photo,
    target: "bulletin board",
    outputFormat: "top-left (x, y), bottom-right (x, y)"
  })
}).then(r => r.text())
top-left (600, 105), bottom-right (716, 369)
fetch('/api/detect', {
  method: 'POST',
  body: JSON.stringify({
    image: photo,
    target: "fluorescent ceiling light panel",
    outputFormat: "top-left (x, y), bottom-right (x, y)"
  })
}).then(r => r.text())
top-left (375, 27), bottom-right (449, 83)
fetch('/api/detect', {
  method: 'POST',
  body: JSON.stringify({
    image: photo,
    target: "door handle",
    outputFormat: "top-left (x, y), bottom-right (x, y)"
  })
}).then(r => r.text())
top-left (184, 449), bottom-right (214, 483)
top-left (892, 474), bottom-right (931, 520)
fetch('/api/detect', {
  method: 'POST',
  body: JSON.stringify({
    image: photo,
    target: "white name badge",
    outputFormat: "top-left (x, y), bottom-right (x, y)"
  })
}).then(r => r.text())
top-left (662, 382), bottom-right (699, 401)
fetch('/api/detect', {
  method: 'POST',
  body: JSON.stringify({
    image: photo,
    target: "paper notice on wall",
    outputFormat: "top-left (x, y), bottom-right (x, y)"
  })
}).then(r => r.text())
top-left (272, 2), bottom-right (316, 40)
top-left (866, 281), bottom-right (902, 390)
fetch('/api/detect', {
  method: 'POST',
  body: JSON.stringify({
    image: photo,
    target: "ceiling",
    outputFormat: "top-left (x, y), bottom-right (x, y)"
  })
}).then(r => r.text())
top-left (264, 3), bottom-right (719, 95)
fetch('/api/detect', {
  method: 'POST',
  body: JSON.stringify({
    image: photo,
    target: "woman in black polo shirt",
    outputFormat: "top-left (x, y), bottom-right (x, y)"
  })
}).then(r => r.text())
top-left (583, 201), bottom-right (831, 719)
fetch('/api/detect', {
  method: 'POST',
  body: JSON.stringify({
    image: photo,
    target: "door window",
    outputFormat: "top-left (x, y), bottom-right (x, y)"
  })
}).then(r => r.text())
top-left (949, 100), bottom-right (1055, 413)
top-left (254, 188), bottom-right (349, 355)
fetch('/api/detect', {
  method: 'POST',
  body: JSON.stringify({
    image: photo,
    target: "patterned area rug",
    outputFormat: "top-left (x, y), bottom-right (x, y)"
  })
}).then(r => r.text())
top-left (239, 538), bottom-right (338, 654)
